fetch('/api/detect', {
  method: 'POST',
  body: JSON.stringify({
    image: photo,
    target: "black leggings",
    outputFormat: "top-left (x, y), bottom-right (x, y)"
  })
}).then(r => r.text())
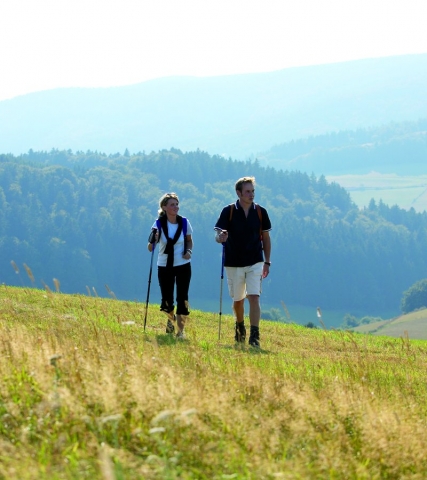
top-left (158, 262), bottom-right (191, 315)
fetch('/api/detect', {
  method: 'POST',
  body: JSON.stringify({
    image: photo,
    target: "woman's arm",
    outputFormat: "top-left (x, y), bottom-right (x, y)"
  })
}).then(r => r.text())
top-left (183, 234), bottom-right (193, 259)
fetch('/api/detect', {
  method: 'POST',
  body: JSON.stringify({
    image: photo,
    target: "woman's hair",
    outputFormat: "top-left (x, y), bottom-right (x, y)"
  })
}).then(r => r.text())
top-left (158, 192), bottom-right (179, 217)
top-left (235, 176), bottom-right (255, 192)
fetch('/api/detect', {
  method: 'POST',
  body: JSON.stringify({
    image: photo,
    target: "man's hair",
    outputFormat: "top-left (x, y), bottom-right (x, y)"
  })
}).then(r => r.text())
top-left (158, 192), bottom-right (179, 216)
top-left (235, 176), bottom-right (255, 192)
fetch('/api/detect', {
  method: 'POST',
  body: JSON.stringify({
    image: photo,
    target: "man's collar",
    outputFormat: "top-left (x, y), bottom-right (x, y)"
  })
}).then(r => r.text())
top-left (235, 200), bottom-right (255, 209)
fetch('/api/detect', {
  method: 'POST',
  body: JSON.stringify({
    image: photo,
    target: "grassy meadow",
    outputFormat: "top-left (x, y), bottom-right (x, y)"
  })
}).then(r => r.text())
top-left (2, 284), bottom-right (427, 479)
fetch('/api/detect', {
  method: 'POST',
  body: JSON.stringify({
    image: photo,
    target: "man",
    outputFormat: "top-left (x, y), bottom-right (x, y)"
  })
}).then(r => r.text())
top-left (214, 176), bottom-right (272, 348)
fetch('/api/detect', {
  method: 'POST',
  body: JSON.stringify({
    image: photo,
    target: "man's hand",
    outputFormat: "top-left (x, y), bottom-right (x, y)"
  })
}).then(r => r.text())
top-left (215, 229), bottom-right (228, 243)
top-left (262, 263), bottom-right (270, 278)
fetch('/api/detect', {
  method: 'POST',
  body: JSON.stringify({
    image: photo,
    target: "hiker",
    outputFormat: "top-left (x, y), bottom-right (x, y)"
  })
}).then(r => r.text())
top-left (214, 176), bottom-right (272, 348)
top-left (148, 192), bottom-right (193, 338)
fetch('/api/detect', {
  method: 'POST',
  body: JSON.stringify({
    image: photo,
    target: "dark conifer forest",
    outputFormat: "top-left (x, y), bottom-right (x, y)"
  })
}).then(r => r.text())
top-left (1, 149), bottom-right (427, 319)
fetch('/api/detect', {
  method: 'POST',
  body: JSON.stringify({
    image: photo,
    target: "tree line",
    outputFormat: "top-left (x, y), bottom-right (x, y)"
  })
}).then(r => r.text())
top-left (1, 148), bottom-right (427, 319)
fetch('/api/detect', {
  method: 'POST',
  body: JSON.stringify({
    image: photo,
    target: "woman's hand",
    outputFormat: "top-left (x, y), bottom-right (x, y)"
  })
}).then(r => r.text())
top-left (147, 230), bottom-right (159, 252)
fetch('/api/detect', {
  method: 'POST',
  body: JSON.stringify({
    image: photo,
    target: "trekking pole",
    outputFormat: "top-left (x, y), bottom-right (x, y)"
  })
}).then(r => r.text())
top-left (218, 242), bottom-right (225, 340)
top-left (144, 233), bottom-right (156, 332)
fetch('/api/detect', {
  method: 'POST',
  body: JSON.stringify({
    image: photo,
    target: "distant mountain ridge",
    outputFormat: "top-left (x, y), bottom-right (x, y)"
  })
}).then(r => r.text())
top-left (1, 54), bottom-right (427, 159)
top-left (259, 118), bottom-right (427, 175)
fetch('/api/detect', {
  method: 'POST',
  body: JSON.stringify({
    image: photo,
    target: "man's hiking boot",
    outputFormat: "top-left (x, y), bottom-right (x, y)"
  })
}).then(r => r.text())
top-left (176, 330), bottom-right (186, 340)
top-left (234, 322), bottom-right (246, 343)
top-left (249, 326), bottom-right (260, 348)
top-left (166, 314), bottom-right (176, 334)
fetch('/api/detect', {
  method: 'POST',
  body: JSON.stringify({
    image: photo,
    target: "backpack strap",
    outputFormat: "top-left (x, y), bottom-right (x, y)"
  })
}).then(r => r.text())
top-left (228, 204), bottom-right (234, 222)
top-left (256, 204), bottom-right (262, 234)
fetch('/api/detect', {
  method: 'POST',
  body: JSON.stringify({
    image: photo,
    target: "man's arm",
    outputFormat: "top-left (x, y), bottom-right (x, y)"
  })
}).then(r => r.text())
top-left (262, 231), bottom-right (271, 278)
top-left (214, 206), bottom-right (230, 243)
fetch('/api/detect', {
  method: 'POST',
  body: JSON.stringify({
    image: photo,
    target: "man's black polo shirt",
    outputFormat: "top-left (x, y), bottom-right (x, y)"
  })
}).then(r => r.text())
top-left (214, 201), bottom-right (272, 267)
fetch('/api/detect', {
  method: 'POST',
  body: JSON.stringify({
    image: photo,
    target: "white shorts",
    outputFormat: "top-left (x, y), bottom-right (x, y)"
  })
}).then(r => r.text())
top-left (225, 262), bottom-right (264, 302)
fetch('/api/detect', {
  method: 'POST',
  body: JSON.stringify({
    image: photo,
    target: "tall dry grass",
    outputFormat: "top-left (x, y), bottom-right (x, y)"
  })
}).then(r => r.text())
top-left (1, 284), bottom-right (427, 479)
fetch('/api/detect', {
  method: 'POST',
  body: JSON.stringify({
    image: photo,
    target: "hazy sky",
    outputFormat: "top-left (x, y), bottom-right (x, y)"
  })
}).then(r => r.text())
top-left (1, 0), bottom-right (426, 101)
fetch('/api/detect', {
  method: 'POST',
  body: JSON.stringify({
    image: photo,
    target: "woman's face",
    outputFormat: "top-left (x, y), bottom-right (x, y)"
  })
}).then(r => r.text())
top-left (163, 198), bottom-right (179, 216)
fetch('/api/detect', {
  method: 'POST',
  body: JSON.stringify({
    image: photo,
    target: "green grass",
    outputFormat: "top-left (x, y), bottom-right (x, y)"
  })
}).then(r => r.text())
top-left (2, 284), bottom-right (427, 479)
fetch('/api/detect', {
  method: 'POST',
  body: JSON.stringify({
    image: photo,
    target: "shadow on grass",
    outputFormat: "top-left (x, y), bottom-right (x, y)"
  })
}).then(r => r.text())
top-left (154, 334), bottom-right (188, 346)
top-left (147, 333), bottom-right (273, 354)
top-left (219, 343), bottom-right (273, 355)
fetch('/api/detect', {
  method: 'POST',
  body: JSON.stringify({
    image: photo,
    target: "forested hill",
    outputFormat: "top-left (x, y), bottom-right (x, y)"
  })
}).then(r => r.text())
top-left (1, 54), bottom-right (426, 159)
top-left (259, 118), bottom-right (427, 175)
top-left (1, 149), bottom-right (427, 319)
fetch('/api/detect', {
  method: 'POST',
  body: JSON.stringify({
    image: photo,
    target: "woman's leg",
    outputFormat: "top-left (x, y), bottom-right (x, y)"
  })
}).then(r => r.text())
top-left (158, 266), bottom-right (175, 313)
top-left (175, 263), bottom-right (191, 333)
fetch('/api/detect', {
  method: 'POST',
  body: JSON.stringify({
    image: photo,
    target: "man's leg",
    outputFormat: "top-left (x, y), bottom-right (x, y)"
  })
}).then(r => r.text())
top-left (247, 294), bottom-right (261, 327)
top-left (233, 299), bottom-right (245, 323)
top-left (226, 266), bottom-right (247, 343)
top-left (247, 295), bottom-right (261, 347)
top-left (233, 299), bottom-right (247, 342)
top-left (246, 263), bottom-right (263, 348)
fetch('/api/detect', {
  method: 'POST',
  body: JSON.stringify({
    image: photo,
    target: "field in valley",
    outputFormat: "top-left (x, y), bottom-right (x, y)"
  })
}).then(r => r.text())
top-left (327, 172), bottom-right (427, 212)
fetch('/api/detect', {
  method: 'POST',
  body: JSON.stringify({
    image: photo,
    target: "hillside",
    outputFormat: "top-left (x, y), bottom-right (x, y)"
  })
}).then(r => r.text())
top-left (352, 308), bottom-right (427, 339)
top-left (2, 285), bottom-right (427, 478)
top-left (1, 54), bottom-right (426, 159)
top-left (3, 149), bottom-right (427, 321)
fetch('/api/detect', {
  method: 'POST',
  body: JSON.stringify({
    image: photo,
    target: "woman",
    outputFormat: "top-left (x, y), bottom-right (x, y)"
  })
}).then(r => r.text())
top-left (148, 192), bottom-right (193, 338)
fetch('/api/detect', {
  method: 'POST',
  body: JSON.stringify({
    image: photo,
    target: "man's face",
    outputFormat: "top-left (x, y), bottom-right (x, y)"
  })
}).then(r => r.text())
top-left (237, 182), bottom-right (255, 204)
